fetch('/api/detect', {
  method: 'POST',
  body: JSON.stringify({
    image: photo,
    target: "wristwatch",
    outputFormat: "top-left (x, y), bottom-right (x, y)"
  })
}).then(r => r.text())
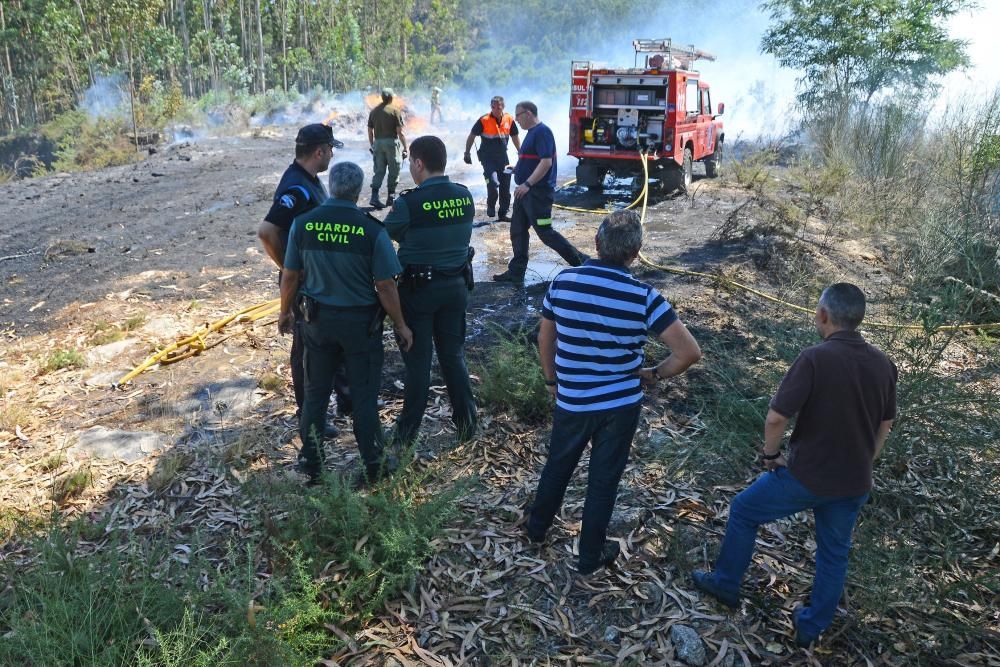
top-left (761, 450), bottom-right (782, 460)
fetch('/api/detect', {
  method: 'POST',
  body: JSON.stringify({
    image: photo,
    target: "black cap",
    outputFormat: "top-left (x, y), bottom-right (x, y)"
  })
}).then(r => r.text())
top-left (295, 123), bottom-right (344, 149)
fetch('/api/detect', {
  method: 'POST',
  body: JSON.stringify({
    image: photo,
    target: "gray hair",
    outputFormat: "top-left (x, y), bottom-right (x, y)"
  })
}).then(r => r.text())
top-left (819, 283), bottom-right (866, 330)
top-left (328, 162), bottom-right (364, 201)
top-left (596, 210), bottom-right (642, 264)
top-left (516, 100), bottom-right (538, 117)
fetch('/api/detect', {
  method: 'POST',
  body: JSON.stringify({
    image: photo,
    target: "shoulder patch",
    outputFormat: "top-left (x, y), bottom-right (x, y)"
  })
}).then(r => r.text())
top-left (279, 194), bottom-right (296, 209)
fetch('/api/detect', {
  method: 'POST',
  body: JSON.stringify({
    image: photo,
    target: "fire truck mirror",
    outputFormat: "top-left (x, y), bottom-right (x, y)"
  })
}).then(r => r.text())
top-left (717, 102), bottom-right (725, 115)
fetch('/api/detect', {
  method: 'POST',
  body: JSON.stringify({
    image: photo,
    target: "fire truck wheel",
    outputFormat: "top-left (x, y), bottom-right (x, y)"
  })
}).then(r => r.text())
top-left (705, 139), bottom-right (723, 178)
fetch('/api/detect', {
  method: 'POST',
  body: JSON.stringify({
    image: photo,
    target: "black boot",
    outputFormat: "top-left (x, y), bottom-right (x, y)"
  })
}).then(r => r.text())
top-left (369, 189), bottom-right (385, 209)
top-left (386, 192), bottom-right (395, 207)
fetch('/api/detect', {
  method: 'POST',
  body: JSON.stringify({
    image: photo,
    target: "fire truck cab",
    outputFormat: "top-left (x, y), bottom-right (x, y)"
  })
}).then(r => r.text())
top-left (569, 39), bottom-right (724, 193)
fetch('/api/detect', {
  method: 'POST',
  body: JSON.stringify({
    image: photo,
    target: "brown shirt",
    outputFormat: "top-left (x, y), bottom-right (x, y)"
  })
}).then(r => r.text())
top-left (368, 103), bottom-right (404, 139)
top-left (770, 330), bottom-right (897, 497)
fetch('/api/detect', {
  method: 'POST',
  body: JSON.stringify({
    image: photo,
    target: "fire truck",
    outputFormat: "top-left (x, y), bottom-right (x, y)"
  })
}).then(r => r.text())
top-left (569, 39), bottom-right (724, 193)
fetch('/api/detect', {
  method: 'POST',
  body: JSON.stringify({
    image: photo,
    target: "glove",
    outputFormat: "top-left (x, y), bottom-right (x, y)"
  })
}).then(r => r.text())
top-left (463, 152), bottom-right (472, 165)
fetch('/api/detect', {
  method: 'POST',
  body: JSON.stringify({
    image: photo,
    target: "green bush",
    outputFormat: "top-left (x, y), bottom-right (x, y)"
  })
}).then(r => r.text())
top-left (474, 329), bottom-right (551, 423)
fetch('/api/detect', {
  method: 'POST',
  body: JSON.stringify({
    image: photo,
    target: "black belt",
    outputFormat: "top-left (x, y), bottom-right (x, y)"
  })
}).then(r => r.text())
top-left (317, 302), bottom-right (378, 313)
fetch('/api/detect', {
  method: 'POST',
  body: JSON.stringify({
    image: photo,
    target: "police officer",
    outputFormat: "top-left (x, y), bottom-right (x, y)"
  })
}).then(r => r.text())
top-left (258, 123), bottom-right (350, 435)
top-left (464, 95), bottom-right (520, 221)
top-left (278, 161), bottom-right (414, 486)
top-left (367, 88), bottom-right (408, 210)
top-left (384, 136), bottom-right (478, 445)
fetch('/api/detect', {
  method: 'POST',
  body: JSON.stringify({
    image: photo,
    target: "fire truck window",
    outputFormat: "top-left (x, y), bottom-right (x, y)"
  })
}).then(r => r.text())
top-left (686, 80), bottom-right (699, 115)
top-left (702, 90), bottom-right (712, 115)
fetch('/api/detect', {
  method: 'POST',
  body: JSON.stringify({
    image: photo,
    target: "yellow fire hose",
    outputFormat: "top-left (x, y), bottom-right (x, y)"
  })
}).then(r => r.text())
top-left (557, 153), bottom-right (1000, 333)
top-left (116, 298), bottom-right (280, 386)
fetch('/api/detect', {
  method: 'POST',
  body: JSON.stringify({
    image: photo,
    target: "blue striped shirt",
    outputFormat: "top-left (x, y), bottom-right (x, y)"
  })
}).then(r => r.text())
top-left (542, 260), bottom-right (677, 412)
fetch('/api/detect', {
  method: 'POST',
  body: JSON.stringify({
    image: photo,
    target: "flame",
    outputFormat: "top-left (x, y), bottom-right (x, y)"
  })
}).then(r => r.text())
top-left (323, 110), bottom-right (339, 124)
top-left (406, 115), bottom-right (429, 132)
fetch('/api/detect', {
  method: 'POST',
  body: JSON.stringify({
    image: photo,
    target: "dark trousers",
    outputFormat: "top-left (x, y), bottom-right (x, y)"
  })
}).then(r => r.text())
top-left (508, 185), bottom-right (585, 276)
top-left (290, 297), bottom-right (350, 413)
top-left (299, 307), bottom-right (385, 472)
top-left (395, 275), bottom-right (478, 444)
top-left (481, 157), bottom-right (511, 216)
top-left (527, 403), bottom-right (641, 568)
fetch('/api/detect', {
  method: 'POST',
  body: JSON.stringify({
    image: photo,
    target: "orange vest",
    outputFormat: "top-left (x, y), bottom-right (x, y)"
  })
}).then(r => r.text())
top-left (479, 113), bottom-right (514, 141)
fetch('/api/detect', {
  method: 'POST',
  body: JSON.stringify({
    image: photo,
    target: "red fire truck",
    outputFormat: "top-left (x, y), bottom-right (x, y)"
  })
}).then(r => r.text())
top-left (569, 39), bottom-right (724, 193)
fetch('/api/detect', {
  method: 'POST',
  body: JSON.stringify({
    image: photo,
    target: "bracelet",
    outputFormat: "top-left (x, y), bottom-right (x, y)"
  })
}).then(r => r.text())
top-left (525, 181), bottom-right (533, 188)
top-left (544, 379), bottom-right (557, 386)
top-left (760, 450), bottom-right (782, 460)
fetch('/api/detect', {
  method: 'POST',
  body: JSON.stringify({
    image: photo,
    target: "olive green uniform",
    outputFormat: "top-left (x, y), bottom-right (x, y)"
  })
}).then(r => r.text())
top-left (284, 199), bottom-right (402, 476)
top-left (384, 175), bottom-right (478, 444)
top-left (368, 103), bottom-right (405, 197)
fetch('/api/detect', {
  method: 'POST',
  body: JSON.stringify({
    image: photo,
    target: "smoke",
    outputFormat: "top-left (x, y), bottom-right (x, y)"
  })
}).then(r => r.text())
top-left (81, 74), bottom-right (131, 119)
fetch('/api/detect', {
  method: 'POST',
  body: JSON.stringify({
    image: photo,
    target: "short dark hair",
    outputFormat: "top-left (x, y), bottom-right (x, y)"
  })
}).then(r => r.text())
top-left (295, 143), bottom-right (322, 159)
top-left (491, 95), bottom-right (504, 105)
top-left (409, 135), bottom-right (447, 173)
top-left (516, 100), bottom-right (538, 117)
top-left (819, 283), bottom-right (866, 330)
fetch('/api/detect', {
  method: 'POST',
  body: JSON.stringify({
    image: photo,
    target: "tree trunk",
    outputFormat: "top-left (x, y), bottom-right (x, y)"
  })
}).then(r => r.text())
top-left (177, 0), bottom-right (194, 95)
top-left (0, 0), bottom-right (20, 128)
top-left (202, 0), bottom-right (218, 90)
top-left (254, 0), bottom-right (265, 93)
top-left (280, 0), bottom-right (287, 92)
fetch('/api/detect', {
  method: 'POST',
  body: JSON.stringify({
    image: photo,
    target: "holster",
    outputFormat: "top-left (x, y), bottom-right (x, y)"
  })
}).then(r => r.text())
top-left (463, 247), bottom-right (475, 292)
top-left (296, 294), bottom-right (318, 323)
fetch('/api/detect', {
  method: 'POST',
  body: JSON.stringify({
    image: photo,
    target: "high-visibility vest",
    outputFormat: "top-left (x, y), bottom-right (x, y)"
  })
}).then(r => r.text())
top-left (479, 113), bottom-right (514, 141)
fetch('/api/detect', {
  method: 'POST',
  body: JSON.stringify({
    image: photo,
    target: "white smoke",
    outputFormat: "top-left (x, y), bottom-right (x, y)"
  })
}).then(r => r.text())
top-left (81, 73), bottom-right (130, 119)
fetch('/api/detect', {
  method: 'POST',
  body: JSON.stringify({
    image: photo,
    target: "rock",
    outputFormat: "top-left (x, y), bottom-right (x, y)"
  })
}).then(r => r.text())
top-left (603, 626), bottom-right (619, 643)
top-left (670, 624), bottom-right (707, 666)
top-left (84, 370), bottom-right (129, 387)
top-left (85, 339), bottom-right (138, 365)
top-left (141, 315), bottom-right (185, 339)
top-left (172, 378), bottom-right (260, 425)
top-left (72, 426), bottom-right (169, 462)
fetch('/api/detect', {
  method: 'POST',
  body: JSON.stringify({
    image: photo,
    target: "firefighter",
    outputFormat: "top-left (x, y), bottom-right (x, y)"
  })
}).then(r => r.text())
top-left (493, 101), bottom-right (590, 284)
top-left (384, 136), bottom-right (478, 446)
top-left (430, 86), bottom-right (443, 125)
top-left (278, 161), bottom-right (413, 486)
top-left (367, 88), bottom-right (408, 210)
top-left (464, 95), bottom-right (520, 221)
top-left (257, 123), bottom-right (349, 437)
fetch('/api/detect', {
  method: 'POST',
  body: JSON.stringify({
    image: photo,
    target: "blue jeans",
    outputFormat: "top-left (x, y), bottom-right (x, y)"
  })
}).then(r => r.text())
top-left (712, 467), bottom-right (868, 637)
top-left (527, 404), bottom-right (641, 569)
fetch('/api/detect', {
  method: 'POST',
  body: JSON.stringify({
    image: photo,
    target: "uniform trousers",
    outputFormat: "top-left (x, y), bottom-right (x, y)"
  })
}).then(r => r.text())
top-left (372, 137), bottom-right (402, 195)
top-left (395, 274), bottom-right (477, 444)
top-left (299, 306), bottom-right (386, 474)
top-left (507, 185), bottom-right (586, 276)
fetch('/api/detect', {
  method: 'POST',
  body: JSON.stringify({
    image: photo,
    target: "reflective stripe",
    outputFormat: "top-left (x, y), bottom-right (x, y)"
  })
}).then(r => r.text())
top-left (537, 218), bottom-right (552, 227)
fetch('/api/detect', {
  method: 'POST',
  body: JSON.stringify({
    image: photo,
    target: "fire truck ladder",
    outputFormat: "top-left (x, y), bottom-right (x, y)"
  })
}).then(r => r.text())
top-left (632, 38), bottom-right (715, 70)
top-left (571, 60), bottom-right (592, 110)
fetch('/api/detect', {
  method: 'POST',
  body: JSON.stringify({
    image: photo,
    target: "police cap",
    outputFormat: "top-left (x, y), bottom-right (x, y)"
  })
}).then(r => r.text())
top-left (295, 123), bottom-right (344, 149)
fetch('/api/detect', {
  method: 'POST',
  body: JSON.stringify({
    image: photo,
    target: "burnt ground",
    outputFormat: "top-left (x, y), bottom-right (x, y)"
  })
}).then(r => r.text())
top-left (1, 117), bottom-right (966, 665)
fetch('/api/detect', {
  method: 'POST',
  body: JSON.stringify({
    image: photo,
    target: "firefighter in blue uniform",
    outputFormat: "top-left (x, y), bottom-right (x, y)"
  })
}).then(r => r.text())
top-left (258, 123), bottom-right (351, 435)
top-left (279, 161), bottom-right (413, 485)
top-left (384, 136), bottom-right (478, 445)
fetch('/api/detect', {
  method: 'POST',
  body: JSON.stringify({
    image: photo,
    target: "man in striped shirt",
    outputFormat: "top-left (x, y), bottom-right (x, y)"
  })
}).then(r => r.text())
top-left (525, 210), bottom-right (702, 575)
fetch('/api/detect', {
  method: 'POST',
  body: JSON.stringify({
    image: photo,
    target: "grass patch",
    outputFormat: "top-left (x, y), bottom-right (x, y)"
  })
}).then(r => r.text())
top-left (148, 450), bottom-right (195, 493)
top-left (257, 372), bottom-right (284, 392)
top-left (474, 329), bottom-right (550, 423)
top-left (43, 349), bottom-right (86, 373)
top-left (124, 313), bottom-right (147, 331)
top-left (39, 451), bottom-right (67, 472)
top-left (51, 466), bottom-right (93, 503)
top-left (88, 320), bottom-right (126, 346)
top-left (0, 400), bottom-right (31, 432)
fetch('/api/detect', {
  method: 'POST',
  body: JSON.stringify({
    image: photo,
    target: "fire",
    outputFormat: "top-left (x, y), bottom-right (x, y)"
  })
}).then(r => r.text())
top-left (323, 110), bottom-right (339, 124)
top-left (406, 115), bottom-right (429, 132)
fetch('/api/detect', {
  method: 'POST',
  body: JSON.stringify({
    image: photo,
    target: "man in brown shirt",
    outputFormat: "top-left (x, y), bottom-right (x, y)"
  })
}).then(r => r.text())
top-left (367, 88), bottom-right (408, 209)
top-left (692, 283), bottom-right (897, 648)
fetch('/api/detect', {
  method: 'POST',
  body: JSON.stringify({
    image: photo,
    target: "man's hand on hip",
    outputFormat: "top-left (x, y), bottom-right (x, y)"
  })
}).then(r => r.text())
top-left (278, 311), bottom-right (295, 335)
top-left (513, 183), bottom-right (530, 200)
